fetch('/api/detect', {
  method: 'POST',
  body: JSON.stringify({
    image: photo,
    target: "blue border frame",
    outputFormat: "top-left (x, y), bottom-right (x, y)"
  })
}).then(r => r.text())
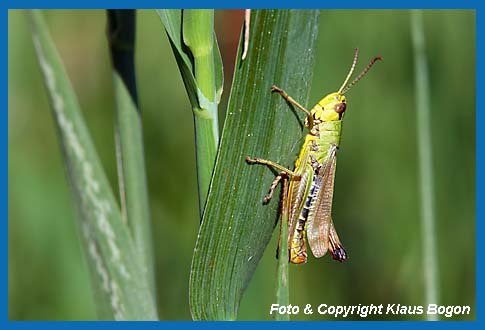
top-left (5, 0), bottom-right (481, 328)
top-left (3, 0), bottom-right (481, 10)
top-left (476, 1), bottom-right (482, 327)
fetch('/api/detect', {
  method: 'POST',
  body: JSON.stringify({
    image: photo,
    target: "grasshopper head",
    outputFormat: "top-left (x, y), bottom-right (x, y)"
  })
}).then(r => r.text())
top-left (310, 49), bottom-right (381, 123)
top-left (312, 92), bottom-right (347, 122)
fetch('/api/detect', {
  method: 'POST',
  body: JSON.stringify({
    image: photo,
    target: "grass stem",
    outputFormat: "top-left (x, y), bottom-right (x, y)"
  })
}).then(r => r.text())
top-left (410, 9), bottom-right (440, 321)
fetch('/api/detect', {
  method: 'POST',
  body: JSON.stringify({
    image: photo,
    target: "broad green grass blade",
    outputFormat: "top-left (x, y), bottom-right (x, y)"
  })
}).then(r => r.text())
top-left (107, 10), bottom-right (157, 304)
top-left (410, 10), bottom-right (440, 321)
top-left (29, 10), bottom-right (157, 320)
top-left (156, 10), bottom-right (223, 213)
top-left (190, 10), bottom-right (320, 320)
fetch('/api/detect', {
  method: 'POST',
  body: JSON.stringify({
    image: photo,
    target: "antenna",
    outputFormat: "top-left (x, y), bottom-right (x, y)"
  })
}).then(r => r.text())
top-left (337, 48), bottom-right (359, 94)
top-left (341, 55), bottom-right (382, 95)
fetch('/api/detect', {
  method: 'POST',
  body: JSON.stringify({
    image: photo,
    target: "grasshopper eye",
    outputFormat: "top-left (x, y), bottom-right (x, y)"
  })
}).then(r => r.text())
top-left (335, 102), bottom-right (346, 114)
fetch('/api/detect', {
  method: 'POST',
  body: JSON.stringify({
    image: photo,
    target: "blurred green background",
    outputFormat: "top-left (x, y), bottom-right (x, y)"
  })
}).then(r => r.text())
top-left (8, 9), bottom-right (475, 320)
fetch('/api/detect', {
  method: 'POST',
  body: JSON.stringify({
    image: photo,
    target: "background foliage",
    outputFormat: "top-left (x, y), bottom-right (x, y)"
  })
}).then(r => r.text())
top-left (8, 9), bottom-right (475, 320)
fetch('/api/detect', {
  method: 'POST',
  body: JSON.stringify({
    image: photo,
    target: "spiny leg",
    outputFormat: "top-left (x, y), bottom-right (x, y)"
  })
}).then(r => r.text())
top-left (263, 172), bottom-right (287, 204)
top-left (271, 85), bottom-right (313, 129)
top-left (246, 156), bottom-right (299, 177)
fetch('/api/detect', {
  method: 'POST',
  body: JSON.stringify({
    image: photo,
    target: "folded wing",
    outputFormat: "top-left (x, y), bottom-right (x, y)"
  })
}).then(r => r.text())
top-left (306, 146), bottom-right (337, 258)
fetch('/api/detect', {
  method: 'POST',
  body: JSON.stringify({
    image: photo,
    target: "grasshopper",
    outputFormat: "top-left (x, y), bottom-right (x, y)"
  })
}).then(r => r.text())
top-left (247, 49), bottom-right (381, 264)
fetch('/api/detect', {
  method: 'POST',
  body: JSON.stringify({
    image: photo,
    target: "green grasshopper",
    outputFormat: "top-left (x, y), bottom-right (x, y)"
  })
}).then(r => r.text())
top-left (247, 49), bottom-right (381, 264)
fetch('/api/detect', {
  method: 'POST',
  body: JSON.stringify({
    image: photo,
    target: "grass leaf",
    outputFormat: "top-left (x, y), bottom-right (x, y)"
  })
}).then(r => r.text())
top-left (189, 10), bottom-right (320, 320)
top-left (107, 9), bottom-right (157, 305)
top-left (156, 9), bottom-right (199, 107)
top-left (29, 10), bottom-right (158, 320)
top-left (157, 9), bottom-right (221, 213)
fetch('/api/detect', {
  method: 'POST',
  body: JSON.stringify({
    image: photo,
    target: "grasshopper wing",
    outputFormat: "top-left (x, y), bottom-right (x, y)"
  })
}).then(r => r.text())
top-left (306, 146), bottom-right (338, 259)
top-left (328, 217), bottom-right (347, 261)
